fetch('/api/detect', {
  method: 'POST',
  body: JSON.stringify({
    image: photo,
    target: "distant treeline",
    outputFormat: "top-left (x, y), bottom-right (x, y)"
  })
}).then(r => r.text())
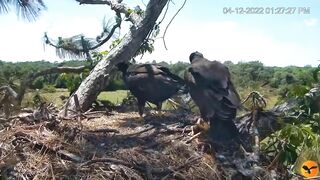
top-left (0, 60), bottom-right (318, 97)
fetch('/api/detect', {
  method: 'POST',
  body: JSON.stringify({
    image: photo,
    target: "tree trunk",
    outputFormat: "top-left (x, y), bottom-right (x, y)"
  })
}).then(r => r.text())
top-left (62, 0), bottom-right (169, 116)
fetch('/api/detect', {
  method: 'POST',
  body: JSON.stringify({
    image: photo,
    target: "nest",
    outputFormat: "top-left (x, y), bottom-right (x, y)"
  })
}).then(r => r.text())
top-left (0, 111), bottom-right (227, 179)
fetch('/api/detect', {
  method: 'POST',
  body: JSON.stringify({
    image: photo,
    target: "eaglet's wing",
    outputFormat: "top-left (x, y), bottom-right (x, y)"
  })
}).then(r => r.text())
top-left (187, 59), bottom-right (241, 107)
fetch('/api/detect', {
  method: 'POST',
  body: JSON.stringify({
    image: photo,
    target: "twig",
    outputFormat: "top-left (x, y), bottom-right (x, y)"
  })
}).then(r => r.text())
top-left (161, 156), bottom-right (201, 179)
top-left (86, 128), bottom-right (119, 133)
top-left (267, 151), bottom-right (282, 170)
top-left (73, 94), bottom-right (84, 131)
top-left (63, 92), bottom-right (75, 117)
top-left (14, 131), bottom-right (83, 162)
top-left (167, 98), bottom-right (181, 110)
top-left (185, 132), bottom-right (202, 144)
top-left (140, 0), bottom-right (147, 7)
top-left (81, 157), bottom-right (134, 167)
top-left (83, 111), bottom-right (109, 115)
top-left (144, 134), bottom-right (184, 149)
top-left (162, 0), bottom-right (187, 50)
top-left (73, 94), bottom-right (82, 113)
top-left (50, 163), bottom-right (56, 180)
top-left (157, 1), bottom-right (170, 25)
top-left (125, 126), bottom-right (155, 137)
top-left (252, 109), bottom-right (260, 160)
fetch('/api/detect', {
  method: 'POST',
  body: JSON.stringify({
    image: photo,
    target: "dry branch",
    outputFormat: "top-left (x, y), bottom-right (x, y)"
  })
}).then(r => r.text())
top-left (86, 128), bottom-right (119, 133)
top-left (0, 86), bottom-right (18, 99)
top-left (32, 66), bottom-right (89, 77)
top-left (76, 0), bottom-right (142, 24)
top-left (0, 85), bottom-right (18, 118)
top-left (185, 132), bottom-right (202, 144)
top-left (81, 157), bottom-right (133, 167)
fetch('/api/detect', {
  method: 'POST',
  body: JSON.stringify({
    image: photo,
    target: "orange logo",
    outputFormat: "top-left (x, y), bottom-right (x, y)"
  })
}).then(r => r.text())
top-left (300, 160), bottom-right (319, 178)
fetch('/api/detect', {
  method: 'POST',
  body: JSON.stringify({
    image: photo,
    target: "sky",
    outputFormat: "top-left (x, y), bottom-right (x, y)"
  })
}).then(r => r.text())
top-left (0, 0), bottom-right (319, 67)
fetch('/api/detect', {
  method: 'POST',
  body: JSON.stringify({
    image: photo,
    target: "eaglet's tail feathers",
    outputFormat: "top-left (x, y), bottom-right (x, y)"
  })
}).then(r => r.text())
top-left (208, 118), bottom-right (239, 142)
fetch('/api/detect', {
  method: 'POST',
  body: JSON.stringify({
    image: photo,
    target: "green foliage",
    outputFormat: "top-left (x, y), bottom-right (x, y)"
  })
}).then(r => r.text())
top-left (262, 123), bottom-right (319, 166)
top-left (121, 92), bottom-right (138, 107)
top-left (92, 50), bottom-right (109, 62)
top-left (0, 59), bottom-right (317, 96)
top-left (125, 6), bottom-right (144, 18)
top-left (125, 8), bottom-right (134, 18)
top-left (105, 78), bottom-right (126, 91)
top-left (42, 85), bottom-right (57, 93)
top-left (262, 79), bottom-right (320, 168)
top-left (109, 39), bottom-right (122, 50)
top-left (134, 39), bottom-right (155, 57)
top-left (270, 66), bottom-right (315, 89)
top-left (32, 91), bottom-right (47, 107)
top-left (226, 61), bottom-right (271, 87)
top-left (31, 77), bottom-right (44, 89)
top-left (58, 73), bottom-right (83, 94)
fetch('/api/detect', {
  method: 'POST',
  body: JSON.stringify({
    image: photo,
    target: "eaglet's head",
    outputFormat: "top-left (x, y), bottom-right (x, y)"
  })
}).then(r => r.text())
top-left (189, 51), bottom-right (204, 63)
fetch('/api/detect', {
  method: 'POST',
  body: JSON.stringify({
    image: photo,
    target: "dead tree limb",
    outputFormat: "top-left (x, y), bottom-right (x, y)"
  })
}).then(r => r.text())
top-left (0, 86), bottom-right (18, 98)
top-left (0, 86), bottom-right (18, 118)
top-left (76, 0), bottom-right (142, 25)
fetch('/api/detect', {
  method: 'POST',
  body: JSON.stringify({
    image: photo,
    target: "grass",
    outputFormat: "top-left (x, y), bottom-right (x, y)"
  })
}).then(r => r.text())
top-left (22, 89), bottom-right (129, 108)
top-left (22, 89), bottom-right (69, 108)
top-left (97, 90), bottom-right (128, 105)
top-left (21, 86), bottom-right (280, 111)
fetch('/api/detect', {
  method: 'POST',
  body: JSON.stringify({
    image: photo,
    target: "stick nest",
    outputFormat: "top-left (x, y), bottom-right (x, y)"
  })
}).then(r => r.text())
top-left (0, 111), bottom-right (226, 179)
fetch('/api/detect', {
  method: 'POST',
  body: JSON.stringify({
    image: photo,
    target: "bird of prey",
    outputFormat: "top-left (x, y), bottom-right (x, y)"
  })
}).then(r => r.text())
top-left (184, 52), bottom-right (241, 141)
top-left (117, 62), bottom-right (187, 116)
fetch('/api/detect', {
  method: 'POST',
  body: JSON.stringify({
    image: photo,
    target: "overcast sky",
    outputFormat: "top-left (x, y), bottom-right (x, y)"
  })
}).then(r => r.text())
top-left (0, 0), bottom-right (319, 67)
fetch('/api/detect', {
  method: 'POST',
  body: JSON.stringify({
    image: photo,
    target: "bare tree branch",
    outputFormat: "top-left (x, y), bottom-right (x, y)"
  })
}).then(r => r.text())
top-left (0, 86), bottom-right (18, 99)
top-left (31, 66), bottom-right (90, 78)
top-left (0, 85), bottom-right (18, 118)
top-left (76, 0), bottom-right (142, 24)
top-left (91, 23), bottom-right (121, 49)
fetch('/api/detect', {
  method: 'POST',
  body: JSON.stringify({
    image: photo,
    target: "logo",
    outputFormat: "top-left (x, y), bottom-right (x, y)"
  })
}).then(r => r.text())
top-left (300, 160), bottom-right (319, 178)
